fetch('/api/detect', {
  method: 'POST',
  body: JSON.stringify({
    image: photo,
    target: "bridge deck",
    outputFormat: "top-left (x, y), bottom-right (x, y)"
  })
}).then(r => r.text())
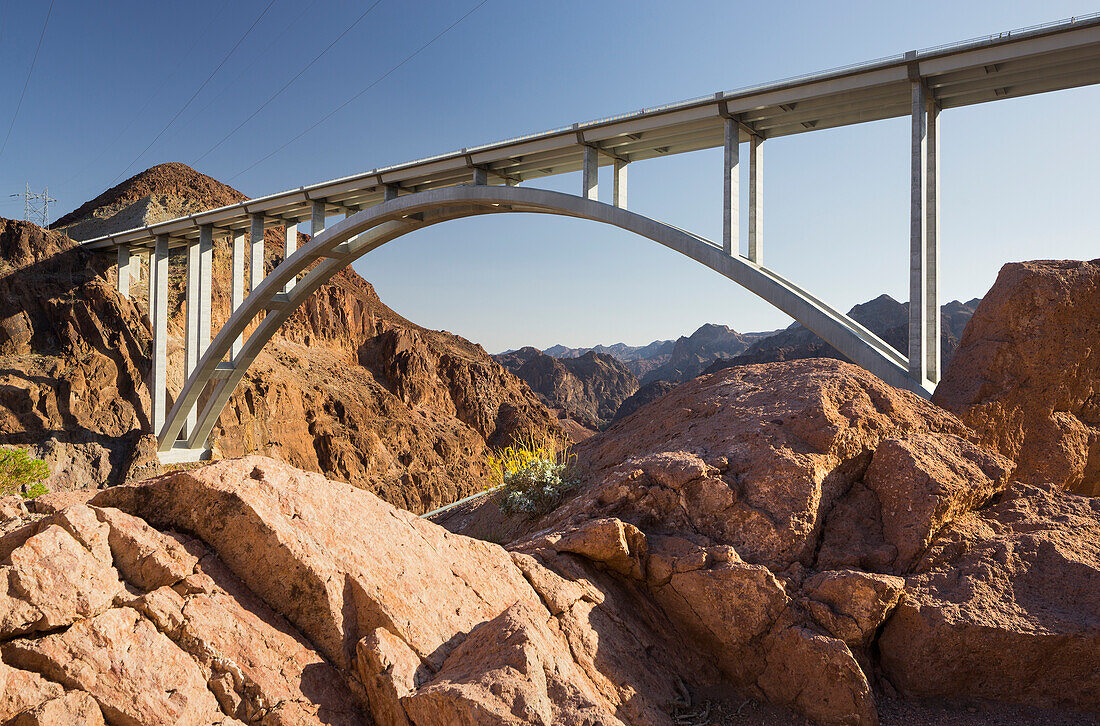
top-left (81, 13), bottom-right (1100, 251)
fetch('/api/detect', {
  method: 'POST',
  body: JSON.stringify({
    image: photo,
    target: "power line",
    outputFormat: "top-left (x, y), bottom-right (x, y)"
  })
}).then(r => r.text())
top-left (228, 0), bottom-right (490, 182)
top-left (192, 0), bottom-right (385, 164)
top-left (106, 0), bottom-right (279, 186)
top-left (58, 0), bottom-right (234, 192)
top-left (0, 0), bottom-right (55, 159)
top-left (163, 0), bottom-right (319, 147)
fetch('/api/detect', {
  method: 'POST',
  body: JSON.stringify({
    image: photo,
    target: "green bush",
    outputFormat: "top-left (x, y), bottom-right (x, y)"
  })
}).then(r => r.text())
top-left (0, 448), bottom-right (50, 499)
top-left (497, 456), bottom-right (577, 517)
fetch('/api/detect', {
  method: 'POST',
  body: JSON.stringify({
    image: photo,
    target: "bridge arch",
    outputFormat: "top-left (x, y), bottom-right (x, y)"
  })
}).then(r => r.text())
top-left (159, 185), bottom-right (926, 453)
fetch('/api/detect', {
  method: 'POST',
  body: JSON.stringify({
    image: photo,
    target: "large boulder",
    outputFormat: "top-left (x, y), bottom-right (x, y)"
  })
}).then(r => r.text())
top-left (879, 483), bottom-right (1100, 710)
top-left (933, 259), bottom-right (1100, 496)
top-left (553, 359), bottom-right (1007, 572)
top-left (1, 456), bottom-right (716, 725)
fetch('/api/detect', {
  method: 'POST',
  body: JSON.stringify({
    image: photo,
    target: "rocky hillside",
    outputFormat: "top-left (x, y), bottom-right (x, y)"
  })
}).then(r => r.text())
top-left (6, 359), bottom-right (1088, 724)
top-left (934, 259), bottom-right (1099, 496)
top-left (0, 163), bottom-right (559, 511)
top-left (494, 347), bottom-right (638, 430)
top-left (433, 359), bottom-right (1100, 724)
top-left (707, 294), bottom-right (979, 375)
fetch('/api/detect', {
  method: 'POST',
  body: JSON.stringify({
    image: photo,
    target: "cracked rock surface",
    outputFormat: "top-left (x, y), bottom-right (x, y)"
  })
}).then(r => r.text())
top-left (439, 359), bottom-right (1100, 724)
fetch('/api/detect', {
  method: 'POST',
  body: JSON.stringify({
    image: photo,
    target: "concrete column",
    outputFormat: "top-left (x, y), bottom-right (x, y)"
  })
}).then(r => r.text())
top-left (472, 167), bottom-right (487, 186)
top-left (283, 221), bottom-right (297, 294)
top-left (925, 97), bottom-right (941, 383)
top-left (723, 118), bottom-right (739, 256)
top-left (613, 159), bottom-right (628, 209)
top-left (310, 201), bottom-right (326, 238)
top-left (249, 214), bottom-right (265, 293)
top-left (184, 237), bottom-right (201, 438)
top-left (230, 230), bottom-right (245, 361)
top-left (582, 145), bottom-right (598, 201)
top-left (908, 80), bottom-right (929, 383)
top-left (150, 235), bottom-right (169, 436)
top-left (117, 245), bottom-right (132, 297)
top-left (748, 135), bottom-right (764, 264)
top-left (140, 248), bottom-right (152, 313)
top-left (198, 225), bottom-right (213, 355)
top-left (383, 184), bottom-right (399, 202)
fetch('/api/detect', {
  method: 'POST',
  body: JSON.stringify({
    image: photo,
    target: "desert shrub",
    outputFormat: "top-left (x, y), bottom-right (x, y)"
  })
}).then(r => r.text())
top-left (0, 447), bottom-right (49, 499)
top-left (486, 431), bottom-right (577, 517)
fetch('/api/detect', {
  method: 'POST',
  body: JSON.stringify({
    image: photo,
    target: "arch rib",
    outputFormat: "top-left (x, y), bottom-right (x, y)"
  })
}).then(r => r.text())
top-left (158, 185), bottom-right (929, 453)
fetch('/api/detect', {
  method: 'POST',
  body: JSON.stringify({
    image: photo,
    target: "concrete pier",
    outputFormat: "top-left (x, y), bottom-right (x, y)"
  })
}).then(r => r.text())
top-left (908, 78), bottom-right (939, 383)
top-left (582, 146), bottom-right (598, 201)
top-left (151, 235), bottom-right (169, 435)
top-left (925, 97), bottom-right (941, 383)
top-left (117, 246), bottom-right (132, 297)
top-left (230, 231), bottom-right (245, 360)
top-left (472, 167), bottom-right (487, 186)
top-left (311, 201), bottom-right (326, 238)
top-left (723, 118), bottom-right (739, 256)
top-left (249, 214), bottom-right (265, 294)
top-left (383, 184), bottom-right (399, 202)
top-left (613, 160), bottom-right (627, 209)
top-left (284, 222), bottom-right (297, 293)
top-left (748, 135), bottom-right (763, 264)
top-left (198, 225), bottom-right (213, 355)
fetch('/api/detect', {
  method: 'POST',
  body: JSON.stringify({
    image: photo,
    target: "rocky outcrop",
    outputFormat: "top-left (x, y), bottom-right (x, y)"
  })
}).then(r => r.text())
top-left (0, 456), bottom-right (726, 726)
top-left (433, 359), bottom-right (1100, 724)
top-left (3, 163), bottom-right (559, 511)
top-left (707, 295), bottom-right (979, 376)
top-left (495, 347), bottom-right (638, 429)
top-left (933, 259), bottom-right (1100, 496)
top-left (610, 380), bottom-right (677, 424)
top-left (879, 482), bottom-right (1100, 709)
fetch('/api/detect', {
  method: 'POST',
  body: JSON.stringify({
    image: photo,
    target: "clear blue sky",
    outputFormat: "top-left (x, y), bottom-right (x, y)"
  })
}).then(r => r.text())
top-left (1, 1), bottom-right (1097, 352)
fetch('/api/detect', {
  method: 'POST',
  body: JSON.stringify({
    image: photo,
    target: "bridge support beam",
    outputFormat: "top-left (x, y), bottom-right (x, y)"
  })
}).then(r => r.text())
top-left (613, 160), bottom-right (627, 209)
top-left (198, 225), bottom-right (213, 355)
top-left (471, 167), bottom-right (487, 186)
top-left (383, 184), bottom-right (399, 202)
top-left (909, 79), bottom-right (940, 384)
top-left (150, 235), bottom-right (169, 435)
top-left (283, 221), bottom-right (297, 293)
top-left (311, 201), bottom-right (326, 238)
top-left (117, 245), bottom-right (132, 297)
top-left (582, 146), bottom-right (598, 201)
top-left (748, 135), bottom-right (763, 264)
top-left (723, 118), bottom-right (739, 256)
top-left (250, 214), bottom-right (265, 294)
top-left (184, 237), bottom-right (201, 437)
top-left (230, 231), bottom-right (245, 361)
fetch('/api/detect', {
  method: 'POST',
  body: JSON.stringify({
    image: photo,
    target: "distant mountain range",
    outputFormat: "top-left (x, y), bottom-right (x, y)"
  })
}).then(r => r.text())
top-left (496, 294), bottom-right (982, 431)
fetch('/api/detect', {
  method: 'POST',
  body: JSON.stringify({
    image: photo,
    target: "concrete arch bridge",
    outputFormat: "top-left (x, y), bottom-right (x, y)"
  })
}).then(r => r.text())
top-left (79, 15), bottom-right (1100, 462)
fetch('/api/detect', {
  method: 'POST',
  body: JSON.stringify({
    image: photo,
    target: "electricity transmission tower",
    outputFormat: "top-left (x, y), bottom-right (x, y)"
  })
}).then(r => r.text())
top-left (9, 183), bottom-right (56, 226)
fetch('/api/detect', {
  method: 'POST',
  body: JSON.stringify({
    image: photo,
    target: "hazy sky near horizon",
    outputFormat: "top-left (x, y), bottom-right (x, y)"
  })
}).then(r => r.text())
top-left (0, 1), bottom-right (1096, 353)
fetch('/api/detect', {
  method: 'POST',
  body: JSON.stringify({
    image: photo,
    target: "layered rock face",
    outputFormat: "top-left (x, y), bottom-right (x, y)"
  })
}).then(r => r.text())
top-left (1, 163), bottom-right (558, 511)
top-left (494, 347), bottom-right (638, 430)
top-left (933, 259), bottom-right (1100, 496)
top-left (438, 359), bottom-right (1100, 724)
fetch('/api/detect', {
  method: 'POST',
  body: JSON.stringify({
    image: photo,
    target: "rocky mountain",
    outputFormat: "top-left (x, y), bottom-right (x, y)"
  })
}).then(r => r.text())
top-left (610, 379), bottom-right (678, 425)
top-left (494, 347), bottom-right (638, 430)
top-left (934, 259), bottom-right (1100, 496)
top-left (542, 338), bottom-right (675, 364)
top-left (706, 294), bottom-right (980, 375)
top-left (0, 163), bottom-right (560, 512)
